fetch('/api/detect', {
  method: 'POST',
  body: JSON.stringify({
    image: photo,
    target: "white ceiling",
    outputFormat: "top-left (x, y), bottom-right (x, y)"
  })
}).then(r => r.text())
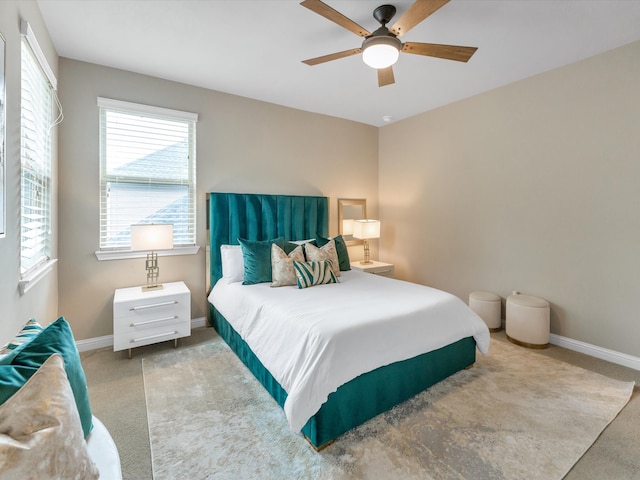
top-left (38, 0), bottom-right (640, 127)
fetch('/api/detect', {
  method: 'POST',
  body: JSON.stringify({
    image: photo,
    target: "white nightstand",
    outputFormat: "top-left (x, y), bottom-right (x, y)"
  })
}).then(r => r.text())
top-left (350, 260), bottom-right (395, 278)
top-left (113, 281), bottom-right (191, 358)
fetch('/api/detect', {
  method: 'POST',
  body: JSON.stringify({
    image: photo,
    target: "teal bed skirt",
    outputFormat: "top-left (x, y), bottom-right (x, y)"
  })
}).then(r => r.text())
top-left (209, 304), bottom-right (476, 449)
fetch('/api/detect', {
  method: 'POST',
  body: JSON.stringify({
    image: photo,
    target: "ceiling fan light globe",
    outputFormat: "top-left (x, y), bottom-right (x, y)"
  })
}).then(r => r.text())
top-left (363, 44), bottom-right (399, 69)
top-left (362, 35), bottom-right (401, 69)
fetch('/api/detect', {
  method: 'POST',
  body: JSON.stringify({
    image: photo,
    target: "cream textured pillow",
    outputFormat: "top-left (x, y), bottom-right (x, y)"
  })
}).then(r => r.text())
top-left (0, 354), bottom-right (99, 480)
top-left (271, 244), bottom-right (305, 287)
top-left (304, 239), bottom-right (341, 277)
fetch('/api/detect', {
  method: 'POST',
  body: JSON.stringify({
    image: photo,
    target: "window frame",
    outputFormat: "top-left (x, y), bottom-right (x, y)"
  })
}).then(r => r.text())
top-left (19, 25), bottom-right (58, 294)
top-left (96, 97), bottom-right (198, 259)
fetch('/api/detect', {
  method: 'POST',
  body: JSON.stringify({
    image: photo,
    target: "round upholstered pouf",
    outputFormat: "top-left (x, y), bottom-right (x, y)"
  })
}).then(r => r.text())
top-left (506, 294), bottom-right (550, 348)
top-left (469, 291), bottom-right (502, 332)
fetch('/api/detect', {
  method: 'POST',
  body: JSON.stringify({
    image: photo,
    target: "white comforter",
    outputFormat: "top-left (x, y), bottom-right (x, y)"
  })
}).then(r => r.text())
top-left (208, 270), bottom-right (490, 432)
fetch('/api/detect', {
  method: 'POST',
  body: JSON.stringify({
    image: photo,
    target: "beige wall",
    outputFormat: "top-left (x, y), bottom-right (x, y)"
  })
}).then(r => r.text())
top-left (0, 1), bottom-right (58, 344)
top-left (57, 58), bottom-right (378, 341)
top-left (6, 1), bottom-right (638, 361)
top-left (379, 41), bottom-right (640, 357)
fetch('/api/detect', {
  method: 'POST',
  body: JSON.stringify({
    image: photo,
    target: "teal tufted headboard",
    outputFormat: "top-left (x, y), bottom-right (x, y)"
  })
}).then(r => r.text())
top-left (207, 193), bottom-right (329, 289)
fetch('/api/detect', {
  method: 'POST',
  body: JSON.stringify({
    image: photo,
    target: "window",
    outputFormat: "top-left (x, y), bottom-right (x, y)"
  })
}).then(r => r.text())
top-left (20, 37), bottom-right (54, 277)
top-left (98, 98), bottom-right (197, 251)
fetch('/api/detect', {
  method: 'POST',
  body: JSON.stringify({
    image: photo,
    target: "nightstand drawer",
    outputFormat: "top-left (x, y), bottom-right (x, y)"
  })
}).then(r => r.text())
top-left (114, 306), bottom-right (188, 332)
top-left (350, 260), bottom-right (395, 278)
top-left (113, 294), bottom-right (189, 324)
top-left (113, 321), bottom-right (191, 351)
top-left (367, 265), bottom-right (394, 276)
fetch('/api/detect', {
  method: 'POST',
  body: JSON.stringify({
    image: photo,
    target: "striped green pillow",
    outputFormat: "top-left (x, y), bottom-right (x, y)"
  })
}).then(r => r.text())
top-left (0, 319), bottom-right (44, 355)
top-left (293, 260), bottom-right (337, 289)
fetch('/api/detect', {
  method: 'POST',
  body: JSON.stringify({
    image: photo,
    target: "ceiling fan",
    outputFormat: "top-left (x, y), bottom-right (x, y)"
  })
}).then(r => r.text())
top-left (300, 0), bottom-right (478, 87)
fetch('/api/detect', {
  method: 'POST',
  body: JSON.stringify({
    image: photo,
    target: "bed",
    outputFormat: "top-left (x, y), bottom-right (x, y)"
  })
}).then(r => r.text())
top-left (206, 192), bottom-right (490, 449)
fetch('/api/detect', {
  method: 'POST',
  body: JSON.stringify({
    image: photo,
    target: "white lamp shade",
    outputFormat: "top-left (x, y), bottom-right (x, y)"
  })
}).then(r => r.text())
top-left (342, 219), bottom-right (354, 235)
top-left (130, 224), bottom-right (174, 251)
top-left (353, 219), bottom-right (380, 240)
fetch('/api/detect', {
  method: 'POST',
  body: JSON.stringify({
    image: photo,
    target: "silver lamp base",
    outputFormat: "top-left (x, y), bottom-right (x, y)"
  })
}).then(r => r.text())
top-left (142, 251), bottom-right (163, 290)
top-left (359, 239), bottom-right (372, 264)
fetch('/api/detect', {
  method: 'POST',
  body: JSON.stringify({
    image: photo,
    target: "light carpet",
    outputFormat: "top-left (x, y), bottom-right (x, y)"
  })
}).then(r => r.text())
top-left (142, 336), bottom-right (634, 480)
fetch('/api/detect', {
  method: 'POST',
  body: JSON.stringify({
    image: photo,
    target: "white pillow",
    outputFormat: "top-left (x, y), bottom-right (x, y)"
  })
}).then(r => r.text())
top-left (220, 245), bottom-right (244, 284)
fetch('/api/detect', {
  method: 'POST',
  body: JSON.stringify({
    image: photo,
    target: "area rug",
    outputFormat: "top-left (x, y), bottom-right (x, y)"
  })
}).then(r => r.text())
top-left (142, 336), bottom-right (634, 480)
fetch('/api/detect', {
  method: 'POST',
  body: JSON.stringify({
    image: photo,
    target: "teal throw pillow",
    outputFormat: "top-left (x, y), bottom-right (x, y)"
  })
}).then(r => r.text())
top-left (0, 317), bottom-right (93, 438)
top-left (316, 235), bottom-right (351, 271)
top-left (239, 237), bottom-right (285, 285)
top-left (283, 240), bottom-right (318, 255)
top-left (283, 241), bottom-right (301, 255)
top-left (293, 260), bottom-right (338, 289)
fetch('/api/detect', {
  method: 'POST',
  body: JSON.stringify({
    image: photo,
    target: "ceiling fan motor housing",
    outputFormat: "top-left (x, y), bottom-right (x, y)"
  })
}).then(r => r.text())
top-left (365, 4), bottom-right (401, 49)
top-left (362, 33), bottom-right (402, 51)
top-left (363, 5), bottom-right (402, 69)
top-left (373, 4), bottom-right (397, 25)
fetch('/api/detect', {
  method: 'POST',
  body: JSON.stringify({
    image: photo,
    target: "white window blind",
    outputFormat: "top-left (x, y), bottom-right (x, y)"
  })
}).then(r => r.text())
top-left (98, 98), bottom-right (197, 250)
top-left (20, 39), bottom-right (53, 275)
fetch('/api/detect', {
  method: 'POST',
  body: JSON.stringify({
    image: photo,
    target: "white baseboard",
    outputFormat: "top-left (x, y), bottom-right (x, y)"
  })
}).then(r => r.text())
top-left (550, 333), bottom-right (640, 371)
top-left (76, 334), bottom-right (114, 352)
top-left (76, 317), bottom-right (208, 353)
top-left (190, 316), bottom-right (207, 329)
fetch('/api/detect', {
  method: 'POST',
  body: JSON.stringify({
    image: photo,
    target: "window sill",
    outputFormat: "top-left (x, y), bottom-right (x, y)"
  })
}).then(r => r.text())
top-left (19, 259), bottom-right (58, 295)
top-left (95, 245), bottom-right (200, 261)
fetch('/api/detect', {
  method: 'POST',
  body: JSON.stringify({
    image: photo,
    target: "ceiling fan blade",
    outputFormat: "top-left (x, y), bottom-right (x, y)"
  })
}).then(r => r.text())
top-left (300, 0), bottom-right (370, 37)
top-left (302, 48), bottom-right (362, 66)
top-left (390, 0), bottom-right (450, 37)
top-left (402, 42), bottom-right (477, 62)
top-left (377, 66), bottom-right (395, 87)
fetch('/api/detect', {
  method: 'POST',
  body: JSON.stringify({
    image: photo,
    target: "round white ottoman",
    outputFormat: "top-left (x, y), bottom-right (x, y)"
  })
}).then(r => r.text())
top-left (506, 294), bottom-right (550, 349)
top-left (469, 291), bottom-right (502, 332)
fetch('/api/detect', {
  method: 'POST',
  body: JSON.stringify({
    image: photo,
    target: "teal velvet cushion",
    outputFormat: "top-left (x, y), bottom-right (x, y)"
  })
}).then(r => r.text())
top-left (284, 239), bottom-right (317, 255)
top-left (315, 235), bottom-right (351, 271)
top-left (0, 365), bottom-right (38, 399)
top-left (293, 260), bottom-right (338, 289)
top-left (283, 241), bottom-right (300, 255)
top-left (239, 237), bottom-right (285, 284)
top-left (0, 317), bottom-right (93, 438)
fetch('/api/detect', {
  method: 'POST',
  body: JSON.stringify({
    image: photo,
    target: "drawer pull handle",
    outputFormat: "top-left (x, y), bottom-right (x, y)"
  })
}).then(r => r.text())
top-left (130, 316), bottom-right (178, 327)
top-left (129, 300), bottom-right (177, 311)
top-left (131, 331), bottom-right (178, 343)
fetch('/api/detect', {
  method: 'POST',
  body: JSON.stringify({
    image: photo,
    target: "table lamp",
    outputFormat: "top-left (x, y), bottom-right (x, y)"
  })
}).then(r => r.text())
top-left (130, 224), bottom-right (174, 290)
top-left (353, 219), bottom-right (380, 265)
